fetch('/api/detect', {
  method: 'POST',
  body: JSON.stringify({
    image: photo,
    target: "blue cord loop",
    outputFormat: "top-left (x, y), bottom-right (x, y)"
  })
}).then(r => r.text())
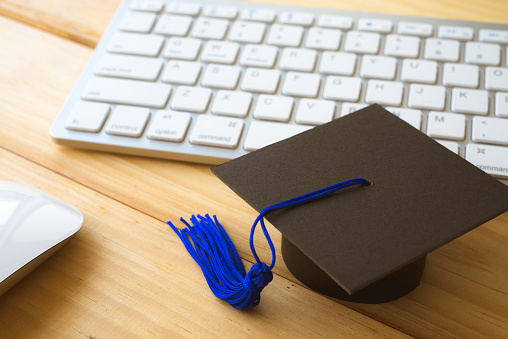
top-left (168, 177), bottom-right (370, 309)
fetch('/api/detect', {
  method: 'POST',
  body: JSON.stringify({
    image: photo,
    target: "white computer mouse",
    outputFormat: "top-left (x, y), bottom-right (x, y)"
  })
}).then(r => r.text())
top-left (0, 180), bottom-right (83, 296)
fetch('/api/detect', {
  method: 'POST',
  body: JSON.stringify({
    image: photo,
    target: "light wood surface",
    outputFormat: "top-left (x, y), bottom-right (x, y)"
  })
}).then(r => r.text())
top-left (0, 0), bottom-right (507, 337)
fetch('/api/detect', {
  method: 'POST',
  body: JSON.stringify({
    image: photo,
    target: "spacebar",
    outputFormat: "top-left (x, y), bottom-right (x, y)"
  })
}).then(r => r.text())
top-left (82, 77), bottom-right (171, 108)
top-left (244, 121), bottom-right (312, 151)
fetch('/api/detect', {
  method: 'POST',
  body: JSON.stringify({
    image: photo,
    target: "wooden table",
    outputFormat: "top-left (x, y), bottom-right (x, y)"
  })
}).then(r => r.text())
top-left (1, 0), bottom-right (507, 337)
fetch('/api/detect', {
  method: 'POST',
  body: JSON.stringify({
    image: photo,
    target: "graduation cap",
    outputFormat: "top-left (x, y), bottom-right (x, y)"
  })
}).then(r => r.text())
top-left (169, 104), bottom-right (508, 306)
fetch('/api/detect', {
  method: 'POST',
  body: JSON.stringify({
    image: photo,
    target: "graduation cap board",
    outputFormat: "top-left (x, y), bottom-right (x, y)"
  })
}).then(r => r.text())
top-left (203, 104), bottom-right (508, 304)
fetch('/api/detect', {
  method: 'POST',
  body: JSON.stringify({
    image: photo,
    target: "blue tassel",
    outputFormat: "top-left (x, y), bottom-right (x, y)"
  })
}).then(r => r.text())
top-left (168, 214), bottom-right (273, 309)
top-left (168, 178), bottom-right (370, 309)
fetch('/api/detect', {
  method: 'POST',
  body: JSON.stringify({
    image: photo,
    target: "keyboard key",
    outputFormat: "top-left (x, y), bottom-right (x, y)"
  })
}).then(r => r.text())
top-left (201, 41), bottom-right (239, 64)
top-left (437, 25), bottom-right (474, 40)
top-left (201, 64), bottom-right (241, 89)
top-left (317, 15), bottom-right (353, 30)
top-left (295, 99), bottom-right (335, 125)
top-left (339, 103), bottom-right (368, 117)
top-left (305, 28), bottom-right (342, 51)
top-left (465, 144), bottom-right (508, 179)
top-left (239, 44), bottom-right (277, 68)
top-left (279, 12), bottom-right (314, 26)
top-left (442, 63), bottom-right (479, 88)
top-left (130, 0), bottom-right (163, 13)
top-left (282, 72), bottom-right (321, 98)
top-left (365, 80), bottom-right (404, 106)
top-left (465, 42), bottom-right (501, 66)
top-left (108, 32), bottom-right (163, 56)
top-left (358, 19), bottom-right (393, 33)
top-left (146, 110), bottom-right (191, 142)
top-left (166, 2), bottom-right (200, 16)
top-left (244, 121), bottom-right (310, 151)
top-left (398, 22), bottom-right (433, 37)
top-left (427, 112), bottom-right (466, 141)
top-left (161, 60), bottom-right (201, 85)
top-left (229, 21), bottom-right (266, 43)
top-left (384, 34), bottom-right (420, 58)
top-left (95, 54), bottom-right (163, 81)
top-left (344, 31), bottom-right (380, 54)
top-left (323, 76), bottom-right (362, 101)
top-left (451, 88), bottom-right (489, 115)
top-left (360, 55), bottom-right (397, 80)
top-left (472, 116), bottom-right (508, 146)
top-left (82, 77), bottom-right (171, 108)
top-left (163, 37), bottom-right (201, 60)
top-left (319, 52), bottom-right (357, 76)
top-left (424, 38), bottom-right (460, 62)
top-left (154, 14), bottom-right (192, 36)
top-left (189, 115), bottom-right (244, 148)
top-left (211, 91), bottom-right (252, 117)
top-left (279, 48), bottom-right (317, 72)
top-left (119, 11), bottom-right (156, 33)
top-left (241, 68), bottom-right (280, 93)
top-left (65, 101), bottom-right (110, 132)
top-left (496, 92), bottom-right (508, 118)
top-left (408, 84), bottom-right (446, 110)
top-left (191, 17), bottom-right (229, 40)
top-left (240, 8), bottom-right (276, 23)
top-left (479, 29), bottom-right (508, 44)
top-left (386, 107), bottom-right (422, 130)
top-left (253, 95), bottom-right (294, 122)
top-left (105, 105), bottom-right (151, 137)
top-left (203, 5), bottom-right (238, 19)
top-left (436, 140), bottom-right (460, 154)
top-left (400, 59), bottom-right (438, 84)
top-left (171, 86), bottom-right (212, 112)
top-left (485, 67), bottom-right (508, 91)
top-left (267, 24), bottom-right (303, 47)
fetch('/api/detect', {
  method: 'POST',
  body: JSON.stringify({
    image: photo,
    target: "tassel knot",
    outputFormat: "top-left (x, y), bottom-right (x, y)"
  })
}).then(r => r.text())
top-left (245, 262), bottom-right (273, 293)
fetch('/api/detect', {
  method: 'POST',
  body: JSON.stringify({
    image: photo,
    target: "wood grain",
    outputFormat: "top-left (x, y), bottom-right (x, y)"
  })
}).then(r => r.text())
top-left (1, 0), bottom-right (508, 338)
top-left (0, 148), bottom-right (405, 338)
top-left (0, 0), bottom-right (122, 47)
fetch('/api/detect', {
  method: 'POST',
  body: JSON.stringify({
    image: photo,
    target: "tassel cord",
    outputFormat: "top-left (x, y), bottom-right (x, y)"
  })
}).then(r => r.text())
top-left (249, 177), bottom-right (371, 269)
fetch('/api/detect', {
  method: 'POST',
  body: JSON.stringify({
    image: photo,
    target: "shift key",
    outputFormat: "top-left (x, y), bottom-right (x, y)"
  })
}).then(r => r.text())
top-left (466, 144), bottom-right (508, 179)
top-left (82, 77), bottom-right (171, 108)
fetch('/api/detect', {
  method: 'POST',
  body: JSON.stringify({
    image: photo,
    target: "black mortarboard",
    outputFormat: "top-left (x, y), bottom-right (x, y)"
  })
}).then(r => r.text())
top-left (211, 104), bottom-right (508, 303)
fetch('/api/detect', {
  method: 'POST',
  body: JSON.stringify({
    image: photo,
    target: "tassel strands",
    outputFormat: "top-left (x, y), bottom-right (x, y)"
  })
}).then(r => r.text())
top-left (168, 214), bottom-right (273, 309)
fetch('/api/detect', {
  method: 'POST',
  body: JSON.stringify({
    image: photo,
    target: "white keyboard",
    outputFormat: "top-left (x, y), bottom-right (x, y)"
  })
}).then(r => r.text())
top-left (50, 0), bottom-right (508, 184)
